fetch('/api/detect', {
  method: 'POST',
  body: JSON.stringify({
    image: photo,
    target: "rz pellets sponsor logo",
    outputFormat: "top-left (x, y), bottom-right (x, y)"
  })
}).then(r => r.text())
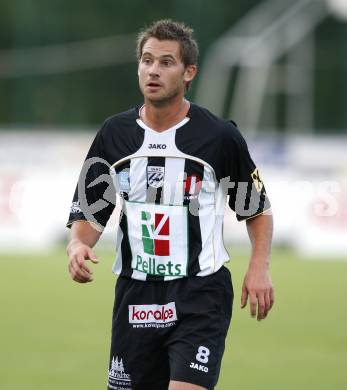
top-left (129, 302), bottom-right (177, 328)
top-left (137, 211), bottom-right (183, 276)
top-left (141, 211), bottom-right (170, 256)
top-left (134, 255), bottom-right (182, 277)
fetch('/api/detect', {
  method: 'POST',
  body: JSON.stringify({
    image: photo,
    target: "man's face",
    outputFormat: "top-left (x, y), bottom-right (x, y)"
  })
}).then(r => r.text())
top-left (138, 38), bottom-right (196, 104)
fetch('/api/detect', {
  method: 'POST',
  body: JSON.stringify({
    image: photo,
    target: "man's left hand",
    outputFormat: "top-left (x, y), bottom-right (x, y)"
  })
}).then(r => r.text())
top-left (241, 266), bottom-right (274, 321)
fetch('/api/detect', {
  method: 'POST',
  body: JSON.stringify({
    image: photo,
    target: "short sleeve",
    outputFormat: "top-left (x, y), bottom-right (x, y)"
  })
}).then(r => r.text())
top-left (221, 123), bottom-right (271, 221)
top-left (66, 122), bottom-right (116, 230)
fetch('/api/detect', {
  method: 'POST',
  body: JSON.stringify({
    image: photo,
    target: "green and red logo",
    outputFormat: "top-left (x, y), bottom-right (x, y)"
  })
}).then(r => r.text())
top-left (141, 211), bottom-right (170, 256)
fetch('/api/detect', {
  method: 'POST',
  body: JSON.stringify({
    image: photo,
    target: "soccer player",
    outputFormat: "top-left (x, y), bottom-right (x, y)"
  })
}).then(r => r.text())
top-left (66, 19), bottom-right (274, 390)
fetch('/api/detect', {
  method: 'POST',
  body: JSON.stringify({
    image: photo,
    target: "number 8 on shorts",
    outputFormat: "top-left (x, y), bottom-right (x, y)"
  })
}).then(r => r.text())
top-left (196, 346), bottom-right (210, 364)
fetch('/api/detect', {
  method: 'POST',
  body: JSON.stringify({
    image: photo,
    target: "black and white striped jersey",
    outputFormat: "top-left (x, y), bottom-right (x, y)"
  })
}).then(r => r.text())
top-left (67, 102), bottom-right (270, 281)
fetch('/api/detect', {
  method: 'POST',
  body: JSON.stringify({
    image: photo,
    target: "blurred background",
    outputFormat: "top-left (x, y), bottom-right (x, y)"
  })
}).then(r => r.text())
top-left (0, 0), bottom-right (346, 389)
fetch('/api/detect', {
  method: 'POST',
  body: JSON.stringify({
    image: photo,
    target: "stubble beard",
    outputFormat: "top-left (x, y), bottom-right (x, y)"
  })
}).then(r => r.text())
top-left (140, 82), bottom-right (184, 108)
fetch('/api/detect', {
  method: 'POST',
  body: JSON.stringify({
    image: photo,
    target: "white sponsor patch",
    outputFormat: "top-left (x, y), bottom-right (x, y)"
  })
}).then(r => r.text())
top-left (129, 302), bottom-right (177, 325)
top-left (125, 201), bottom-right (188, 277)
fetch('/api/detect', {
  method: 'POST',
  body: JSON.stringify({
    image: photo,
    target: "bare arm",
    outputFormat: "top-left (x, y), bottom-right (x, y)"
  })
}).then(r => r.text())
top-left (67, 221), bottom-right (102, 283)
top-left (241, 212), bottom-right (275, 321)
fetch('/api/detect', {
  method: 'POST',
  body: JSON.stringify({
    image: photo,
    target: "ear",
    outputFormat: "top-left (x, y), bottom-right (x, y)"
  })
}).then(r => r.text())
top-left (183, 65), bottom-right (197, 84)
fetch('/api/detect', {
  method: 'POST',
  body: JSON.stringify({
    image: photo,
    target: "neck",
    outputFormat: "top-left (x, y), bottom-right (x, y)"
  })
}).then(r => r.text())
top-left (140, 95), bottom-right (189, 132)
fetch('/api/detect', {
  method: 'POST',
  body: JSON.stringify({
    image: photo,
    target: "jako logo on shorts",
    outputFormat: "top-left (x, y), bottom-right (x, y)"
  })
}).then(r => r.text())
top-left (141, 211), bottom-right (170, 256)
top-left (129, 302), bottom-right (177, 324)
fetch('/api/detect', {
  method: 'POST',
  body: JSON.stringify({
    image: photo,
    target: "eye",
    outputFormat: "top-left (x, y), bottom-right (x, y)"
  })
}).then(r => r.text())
top-left (142, 58), bottom-right (152, 65)
top-left (162, 60), bottom-right (172, 66)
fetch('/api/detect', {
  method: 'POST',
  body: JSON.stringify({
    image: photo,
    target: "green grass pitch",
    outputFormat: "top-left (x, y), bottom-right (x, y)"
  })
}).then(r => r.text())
top-left (0, 247), bottom-right (346, 389)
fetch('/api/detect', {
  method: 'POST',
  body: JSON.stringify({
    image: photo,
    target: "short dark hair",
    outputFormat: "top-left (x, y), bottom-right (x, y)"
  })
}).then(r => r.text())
top-left (136, 19), bottom-right (199, 67)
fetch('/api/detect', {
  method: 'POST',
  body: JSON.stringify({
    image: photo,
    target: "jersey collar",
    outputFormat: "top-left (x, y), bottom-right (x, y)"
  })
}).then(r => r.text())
top-left (136, 102), bottom-right (191, 134)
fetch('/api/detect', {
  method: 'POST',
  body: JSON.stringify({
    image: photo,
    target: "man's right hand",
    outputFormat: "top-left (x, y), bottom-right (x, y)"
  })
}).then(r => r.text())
top-left (67, 239), bottom-right (99, 283)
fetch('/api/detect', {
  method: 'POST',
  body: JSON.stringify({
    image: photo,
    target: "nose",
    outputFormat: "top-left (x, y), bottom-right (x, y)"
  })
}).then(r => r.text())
top-left (149, 61), bottom-right (160, 77)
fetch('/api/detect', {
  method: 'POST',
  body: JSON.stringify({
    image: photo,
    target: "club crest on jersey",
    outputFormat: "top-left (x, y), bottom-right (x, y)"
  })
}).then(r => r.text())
top-left (147, 166), bottom-right (165, 188)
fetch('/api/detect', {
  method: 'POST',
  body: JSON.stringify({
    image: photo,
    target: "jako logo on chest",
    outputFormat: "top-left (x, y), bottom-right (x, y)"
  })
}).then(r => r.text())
top-left (148, 143), bottom-right (167, 150)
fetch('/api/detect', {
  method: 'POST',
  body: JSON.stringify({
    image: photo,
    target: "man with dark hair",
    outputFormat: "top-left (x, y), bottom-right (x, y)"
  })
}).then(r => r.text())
top-left (136, 19), bottom-right (199, 91)
top-left (67, 19), bottom-right (274, 390)
top-left (137, 19), bottom-right (199, 66)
